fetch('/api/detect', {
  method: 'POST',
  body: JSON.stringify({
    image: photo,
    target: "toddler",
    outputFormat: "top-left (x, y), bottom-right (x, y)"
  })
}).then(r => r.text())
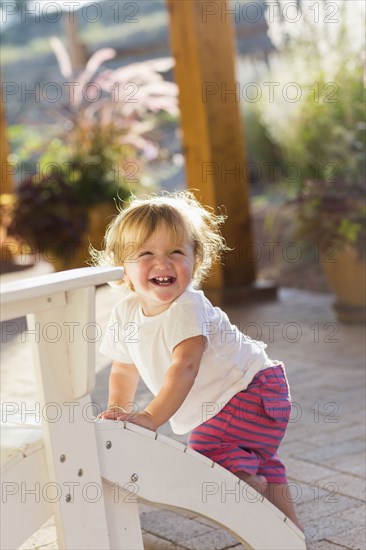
top-left (97, 191), bottom-right (302, 530)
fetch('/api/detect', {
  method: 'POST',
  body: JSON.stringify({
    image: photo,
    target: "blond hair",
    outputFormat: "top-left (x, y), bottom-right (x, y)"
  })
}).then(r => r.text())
top-left (92, 191), bottom-right (229, 287)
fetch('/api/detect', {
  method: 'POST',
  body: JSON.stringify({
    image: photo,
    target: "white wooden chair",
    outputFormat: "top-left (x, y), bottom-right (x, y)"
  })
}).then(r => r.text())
top-left (1, 267), bottom-right (306, 549)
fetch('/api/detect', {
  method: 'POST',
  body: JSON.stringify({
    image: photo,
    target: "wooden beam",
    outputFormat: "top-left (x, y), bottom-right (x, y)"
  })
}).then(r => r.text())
top-left (63, 13), bottom-right (87, 72)
top-left (1, 79), bottom-right (13, 195)
top-left (1, 79), bottom-right (20, 270)
top-left (167, 0), bottom-right (267, 305)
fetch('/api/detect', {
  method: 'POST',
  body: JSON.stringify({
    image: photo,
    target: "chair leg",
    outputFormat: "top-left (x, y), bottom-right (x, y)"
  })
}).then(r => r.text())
top-left (102, 479), bottom-right (144, 550)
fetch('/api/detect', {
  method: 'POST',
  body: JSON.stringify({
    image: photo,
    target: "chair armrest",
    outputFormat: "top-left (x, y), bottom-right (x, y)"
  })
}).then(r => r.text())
top-left (0, 267), bottom-right (124, 321)
top-left (1, 267), bottom-right (124, 304)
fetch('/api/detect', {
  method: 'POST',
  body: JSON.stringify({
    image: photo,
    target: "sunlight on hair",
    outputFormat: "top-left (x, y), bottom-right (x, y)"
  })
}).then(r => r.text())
top-left (90, 190), bottom-right (230, 288)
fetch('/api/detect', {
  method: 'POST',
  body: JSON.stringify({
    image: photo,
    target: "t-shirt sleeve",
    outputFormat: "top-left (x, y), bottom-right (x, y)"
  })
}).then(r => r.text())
top-left (164, 297), bottom-right (210, 353)
top-left (99, 305), bottom-right (134, 364)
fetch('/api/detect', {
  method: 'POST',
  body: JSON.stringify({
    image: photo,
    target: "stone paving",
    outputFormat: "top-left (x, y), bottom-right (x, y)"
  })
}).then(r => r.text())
top-left (1, 272), bottom-right (365, 550)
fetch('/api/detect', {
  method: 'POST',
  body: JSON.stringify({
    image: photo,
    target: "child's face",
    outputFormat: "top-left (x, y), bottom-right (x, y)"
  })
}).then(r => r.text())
top-left (123, 223), bottom-right (195, 316)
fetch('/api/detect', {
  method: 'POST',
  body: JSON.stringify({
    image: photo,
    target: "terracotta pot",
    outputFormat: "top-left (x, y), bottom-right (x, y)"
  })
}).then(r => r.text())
top-left (321, 244), bottom-right (366, 323)
top-left (51, 202), bottom-right (118, 272)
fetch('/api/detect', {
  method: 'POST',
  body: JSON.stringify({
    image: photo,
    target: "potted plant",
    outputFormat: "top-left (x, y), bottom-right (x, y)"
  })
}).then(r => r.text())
top-left (253, 4), bottom-right (365, 322)
top-left (291, 179), bottom-right (365, 323)
top-left (279, 61), bottom-right (365, 322)
top-left (10, 39), bottom-right (178, 270)
top-left (13, 171), bottom-right (90, 269)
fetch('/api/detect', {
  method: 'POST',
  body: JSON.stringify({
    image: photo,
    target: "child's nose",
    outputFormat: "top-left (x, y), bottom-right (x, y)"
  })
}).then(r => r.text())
top-left (155, 256), bottom-right (171, 268)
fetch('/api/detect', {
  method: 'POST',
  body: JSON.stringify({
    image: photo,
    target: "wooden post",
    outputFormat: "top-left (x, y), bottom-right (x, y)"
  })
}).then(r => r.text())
top-left (1, 82), bottom-right (18, 267)
top-left (63, 12), bottom-right (87, 72)
top-left (1, 81), bottom-right (13, 195)
top-left (166, 0), bottom-right (275, 305)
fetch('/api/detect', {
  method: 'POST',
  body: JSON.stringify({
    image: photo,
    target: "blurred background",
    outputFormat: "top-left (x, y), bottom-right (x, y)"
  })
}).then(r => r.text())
top-left (1, 0), bottom-right (365, 319)
top-left (1, 6), bottom-right (365, 549)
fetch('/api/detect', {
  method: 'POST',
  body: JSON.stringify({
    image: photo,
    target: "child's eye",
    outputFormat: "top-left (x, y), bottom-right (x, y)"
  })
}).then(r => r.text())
top-left (171, 249), bottom-right (184, 255)
top-left (138, 251), bottom-right (152, 257)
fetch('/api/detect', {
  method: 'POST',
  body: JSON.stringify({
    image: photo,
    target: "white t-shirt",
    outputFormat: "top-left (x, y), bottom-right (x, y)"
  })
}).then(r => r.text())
top-left (99, 285), bottom-right (274, 434)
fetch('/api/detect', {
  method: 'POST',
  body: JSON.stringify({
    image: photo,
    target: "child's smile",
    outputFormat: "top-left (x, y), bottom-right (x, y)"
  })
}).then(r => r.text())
top-left (123, 223), bottom-right (195, 316)
top-left (150, 276), bottom-right (177, 286)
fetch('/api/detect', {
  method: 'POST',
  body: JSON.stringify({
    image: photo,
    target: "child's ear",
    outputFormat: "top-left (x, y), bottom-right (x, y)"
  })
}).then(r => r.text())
top-left (122, 268), bottom-right (130, 284)
top-left (194, 253), bottom-right (202, 270)
top-left (122, 269), bottom-right (135, 291)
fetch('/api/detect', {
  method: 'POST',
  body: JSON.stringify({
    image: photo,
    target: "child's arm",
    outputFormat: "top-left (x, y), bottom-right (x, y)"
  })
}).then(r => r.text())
top-left (144, 335), bottom-right (206, 427)
top-left (100, 361), bottom-right (140, 419)
top-left (113, 335), bottom-right (206, 430)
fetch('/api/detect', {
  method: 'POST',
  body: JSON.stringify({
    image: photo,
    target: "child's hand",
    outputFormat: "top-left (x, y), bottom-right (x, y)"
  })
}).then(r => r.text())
top-left (115, 411), bottom-right (157, 431)
top-left (98, 408), bottom-right (156, 431)
top-left (98, 408), bottom-right (122, 420)
top-left (117, 411), bottom-right (157, 432)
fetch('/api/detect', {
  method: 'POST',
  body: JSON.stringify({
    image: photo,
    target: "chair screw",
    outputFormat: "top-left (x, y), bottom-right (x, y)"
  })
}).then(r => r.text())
top-left (60, 454), bottom-right (66, 462)
top-left (131, 473), bottom-right (138, 482)
top-left (65, 494), bottom-right (71, 503)
top-left (106, 441), bottom-right (112, 449)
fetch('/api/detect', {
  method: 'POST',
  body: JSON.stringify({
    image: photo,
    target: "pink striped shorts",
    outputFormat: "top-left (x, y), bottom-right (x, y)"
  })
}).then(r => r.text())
top-left (188, 365), bottom-right (291, 484)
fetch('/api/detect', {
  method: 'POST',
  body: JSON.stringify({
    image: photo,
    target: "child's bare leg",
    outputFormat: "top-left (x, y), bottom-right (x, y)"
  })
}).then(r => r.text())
top-left (236, 472), bottom-right (268, 495)
top-left (263, 483), bottom-right (304, 532)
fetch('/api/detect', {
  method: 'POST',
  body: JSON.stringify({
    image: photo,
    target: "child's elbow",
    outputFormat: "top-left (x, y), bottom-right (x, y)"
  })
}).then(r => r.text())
top-left (177, 360), bottom-right (200, 381)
